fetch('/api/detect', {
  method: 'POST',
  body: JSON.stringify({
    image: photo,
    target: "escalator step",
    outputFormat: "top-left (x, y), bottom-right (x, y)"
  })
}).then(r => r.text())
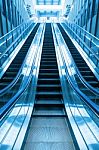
top-left (35, 99), bottom-right (63, 104)
top-left (40, 65), bottom-right (58, 69)
top-left (37, 85), bottom-right (61, 92)
top-left (39, 69), bottom-right (58, 73)
top-left (83, 76), bottom-right (97, 81)
top-left (38, 73), bottom-right (59, 79)
top-left (33, 106), bottom-right (65, 116)
top-left (37, 79), bottom-right (60, 85)
top-left (36, 92), bottom-right (62, 99)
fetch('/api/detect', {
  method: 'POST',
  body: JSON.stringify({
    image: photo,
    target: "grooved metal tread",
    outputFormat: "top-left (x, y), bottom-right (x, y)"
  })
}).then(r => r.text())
top-left (35, 100), bottom-right (63, 104)
top-left (23, 117), bottom-right (75, 150)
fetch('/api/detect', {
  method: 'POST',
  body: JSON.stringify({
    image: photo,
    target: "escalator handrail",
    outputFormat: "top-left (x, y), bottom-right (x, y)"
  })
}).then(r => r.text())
top-left (0, 21), bottom-right (34, 60)
top-left (0, 23), bottom-right (45, 119)
top-left (53, 24), bottom-right (99, 116)
top-left (62, 23), bottom-right (99, 64)
top-left (0, 63), bottom-right (33, 119)
top-left (76, 66), bottom-right (99, 95)
top-left (0, 24), bottom-right (37, 95)
top-left (0, 20), bottom-right (31, 45)
top-left (61, 43), bottom-right (99, 115)
top-left (65, 65), bottom-right (99, 115)
top-left (64, 20), bottom-right (99, 46)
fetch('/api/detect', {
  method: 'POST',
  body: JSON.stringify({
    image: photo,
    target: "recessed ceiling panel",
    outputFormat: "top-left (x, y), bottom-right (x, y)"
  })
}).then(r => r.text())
top-left (36, 0), bottom-right (61, 5)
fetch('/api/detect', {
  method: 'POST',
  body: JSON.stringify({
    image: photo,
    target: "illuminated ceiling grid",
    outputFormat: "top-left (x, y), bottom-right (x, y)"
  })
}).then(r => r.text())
top-left (36, 0), bottom-right (61, 5)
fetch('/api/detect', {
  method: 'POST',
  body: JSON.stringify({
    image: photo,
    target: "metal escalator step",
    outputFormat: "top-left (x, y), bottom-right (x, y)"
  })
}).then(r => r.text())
top-left (40, 62), bottom-right (57, 66)
top-left (41, 50), bottom-right (55, 53)
top-left (40, 65), bottom-right (58, 69)
top-left (29, 117), bottom-right (68, 127)
top-left (73, 57), bottom-right (84, 60)
top-left (36, 92), bottom-right (62, 99)
top-left (37, 85), bottom-right (61, 92)
top-left (42, 49), bottom-right (55, 51)
top-left (4, 72), bottom-right (17, 76)
top-left (41, 55), bottom-right (56, 57)
top-left (41, 55), bottom-right (56, 58)
top-left (71, 53), bottom-right (81, 56)
top-left (39, 69), bottom-right (58, 73)
top-left (74, 60), bottom-right (85, 63)
top-left (41, 57), bottom-right (56, 60)
top-left (35, 99), bottom-right (63, 104)
top-left (7, 68), bottom-right (19, 72)
top-left (9, 64), bottom-right (20, 67)
top-left (38, 73), bottom-right (59, 79)
top-left (33, 106), bottom-right (65, 116)
top-left (41, 60), bottom-right (57, 63)
top-left (88, 81), bottom-right (99, 87)
top-left (0, 77), bottom-right (13, 82)
top-left (81, 88), bottom-right (95, 96)
top-left (41, 54), bottom-right (56, 56)
top-left (80, 71), bottom-right (92, 76)
top-left (23, 117), bottom-right (75, 150)
top-left (74, 63), bottom-right (86, 67)
top-left (69, 51), bottom-right (78, 53)
top-left (77, 66), bottom-right (89, 71)
top-left (0, 83), bottom-right (9, 89)
top-left (83, 76), bottom-right (96, 81)
top-left (88, 96), bottom-right (99, 104)
top-left (37, 79), bottom-right (60, 85)
top-left (34, 103), bottom-right (64, 108)
top-left (43, 46), bottom-right (54, 48)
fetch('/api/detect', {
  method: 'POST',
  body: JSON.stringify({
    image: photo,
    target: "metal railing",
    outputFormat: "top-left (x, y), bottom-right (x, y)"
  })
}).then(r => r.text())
top-left (62, 21), bottom-right (99, 68)
top-left (0, 20), bottom-right (33, 67)
top-left (64, 21), bottom-right (99, 52)
top-left (0, 21), bottom-right (31, 50)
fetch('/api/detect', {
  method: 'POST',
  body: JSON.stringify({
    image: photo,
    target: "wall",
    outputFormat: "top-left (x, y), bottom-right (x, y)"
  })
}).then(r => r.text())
top-left (68, 0), bottom-right (99, 38)
top-left (0, 0), bottom-right (29, 37)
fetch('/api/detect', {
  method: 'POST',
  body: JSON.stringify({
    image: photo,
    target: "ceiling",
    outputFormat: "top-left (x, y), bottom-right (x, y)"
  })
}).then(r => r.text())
top-left (25, 0), bottom-right (73, 18)
top-left (36, 0), bottom-right (61, 5)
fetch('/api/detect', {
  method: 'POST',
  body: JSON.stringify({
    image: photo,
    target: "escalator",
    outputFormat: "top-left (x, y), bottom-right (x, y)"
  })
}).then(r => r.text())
top-left (23, 24), bottom-right (75, 150)
top-left (58, 24), bottom-right (99, 103)
top-left (0, 23), bottom-right (39, 90)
